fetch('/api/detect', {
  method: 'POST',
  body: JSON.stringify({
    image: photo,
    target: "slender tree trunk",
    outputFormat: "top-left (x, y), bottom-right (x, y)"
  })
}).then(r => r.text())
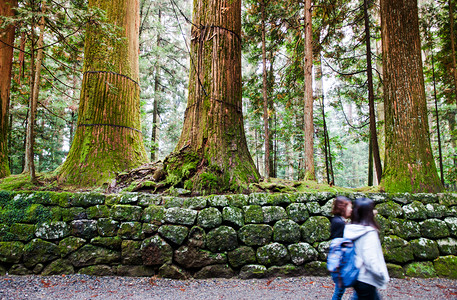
top-left (268, 51), bottom-right (276, 178)
top-left (0, 0), bottom-right (17, 178)
top-left (173, 0), bottom-right (259, 192)
top-left (431, 52), bottom-right (445, 185)
top-left (448, 0), bottom-right (457, 171)
top-left (24, 1), bottom-right (46, 182)
top-left (303, 0), bottom-right (315, 180)
top-left (151, 9), bottom-right (161, 162)
top-left (57, 0), bottom-right (149, 186)
top-left (364, 0), bottom-right (382, 184)
top-left (260, 0), bottom-right (270, 180)
top-left (380, 0), bottom-right (442, 192)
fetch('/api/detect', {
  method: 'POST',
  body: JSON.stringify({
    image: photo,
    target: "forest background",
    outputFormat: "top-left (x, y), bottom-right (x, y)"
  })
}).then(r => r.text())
top-left (0, 0), bottom-right (456, 192)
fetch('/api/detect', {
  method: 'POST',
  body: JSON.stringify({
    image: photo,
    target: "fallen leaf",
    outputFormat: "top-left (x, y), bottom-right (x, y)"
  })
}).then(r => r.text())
top-left (41, 280), bottom-right (51, 288)
top-left (266, 279), bottom-right (274, 286)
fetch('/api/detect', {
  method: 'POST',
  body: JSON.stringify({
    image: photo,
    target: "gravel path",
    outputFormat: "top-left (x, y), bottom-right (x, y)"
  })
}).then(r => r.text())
top-left (1, 275), bottom-right (456, 299)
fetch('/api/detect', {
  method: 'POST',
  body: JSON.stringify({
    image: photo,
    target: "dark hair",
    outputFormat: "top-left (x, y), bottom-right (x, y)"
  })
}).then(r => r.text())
top-left (331, 196), bottom-right (351, 216)
top-left (351, 197), bottom-right (380, 230)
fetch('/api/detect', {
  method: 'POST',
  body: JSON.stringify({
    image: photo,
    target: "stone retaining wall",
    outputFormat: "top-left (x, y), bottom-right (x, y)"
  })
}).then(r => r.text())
top-left (0, 191), bottom-right (456, 279)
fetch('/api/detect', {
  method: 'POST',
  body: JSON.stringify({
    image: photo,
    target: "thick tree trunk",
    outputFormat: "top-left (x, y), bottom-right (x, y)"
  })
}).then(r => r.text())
top-left (303, 0), bottom-right (315, 180)
top-left (173, 0), bottom-right (259, 192)
top-left (57, 0), bottom-right (148, 186)
top-left (380, 0), bottom-right (442, 192)
top-left (0, 0), bottom-right (16, 178)
top-left (261, 0), bottom-right (270, 180)
top-left (24, 1), bottom-right (46, 182)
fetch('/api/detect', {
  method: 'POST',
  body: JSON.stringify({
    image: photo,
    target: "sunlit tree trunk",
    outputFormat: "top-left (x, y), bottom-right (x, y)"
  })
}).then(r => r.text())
top-left (260, 0), bottom-right (270, 180)
top-left (0, 0), bottom-right (17, 178)
top-left (57, 0), bottom-right (149, 186)
top-left (380, 0), bottom-right (442, 192)
top-left (303, 0), bottom-right (315, 180)
top-left (174, 0), bottom-right (259, 192)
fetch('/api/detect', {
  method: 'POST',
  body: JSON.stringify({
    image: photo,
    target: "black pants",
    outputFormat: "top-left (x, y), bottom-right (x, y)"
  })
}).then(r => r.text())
top-left (353, 281), bottom-right (380, 300)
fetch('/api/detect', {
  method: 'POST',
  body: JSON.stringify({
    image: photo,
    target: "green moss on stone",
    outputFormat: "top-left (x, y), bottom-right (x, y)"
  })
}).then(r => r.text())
top-left (382, 235), bottom-right (414, 264)
top-left (227, 246), bottom-right (256, 268)
top-left (206, 226), bottom-right (238, 252)
top-left (376, 201), bottom-right (403, 218)
top-left (110, 205), bottom-right (143, 221)
top-left (222, 206), bottom-right (244, 228)
top-left (238, 224), bottom-right (273, 246)
top-left (262, 206), bottom-right (287, 223)
top-left (23, 238), bottom-right (60, 268)
top-left (243, 205), bottom-right (264, 224)
top-left (197, 207), bottom-right (222, 229)
top-left (420, 219), bottom-right (449, 239)
top-left (273, 220), bottom-right (301, 243)
top-left (0, 241), bottom-right (23, 263)
top-left (410, 238), bottom-right (439, 260)
top-left (9, 223), bottom-right (35, 242)
top-left (58, 236), bottom-right (86, 257)
top-left (434, 255), bottom-right (457, 279)
top-left (86, 205), bottom-right (110, 219)
top-left (91, 236), bottom-right (122, 250)
top-left (405, 261), bottom-right (436, 278)
top-left (158, 225), bottom-right (189, 245)
top-left (96, 218), bottom-right (119, 237)
top-left (300, 216), bottom-right (331, 244)
top-left (118, 222), bottom-right (144, 240)
top-left (387, 263), bottom-right (405, 278)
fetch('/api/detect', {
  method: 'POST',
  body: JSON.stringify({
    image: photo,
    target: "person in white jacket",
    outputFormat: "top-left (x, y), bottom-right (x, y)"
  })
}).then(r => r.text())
top-left (343, 197), bottom-right (389, 300)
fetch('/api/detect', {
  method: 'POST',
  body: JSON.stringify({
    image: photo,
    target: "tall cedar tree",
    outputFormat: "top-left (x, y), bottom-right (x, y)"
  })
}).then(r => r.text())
top-left (172, 0), bottom-right (260, 192)
top-left (0, 0), bottom-right (16, 178)
top-left (304, 0), bottom-right (315, 180)
top-left (57, 0), bottom-right (149, 186)
top-left (381, 0), bottom-right (443, 192)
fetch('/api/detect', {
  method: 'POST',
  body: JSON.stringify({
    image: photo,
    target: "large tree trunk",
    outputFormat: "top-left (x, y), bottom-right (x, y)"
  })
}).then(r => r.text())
top-left (380, 0), bottom-right (442, 192)
top-left (0, 0), bottom-right (17, 178)
top-left (173, 0), bottom-right (259, 192)
top-left (57, 0), bottom-right (148, 186)
top-left (24, 1), bottom-right (46, 183)
top-left (303, 0), bottom-right (315, 180)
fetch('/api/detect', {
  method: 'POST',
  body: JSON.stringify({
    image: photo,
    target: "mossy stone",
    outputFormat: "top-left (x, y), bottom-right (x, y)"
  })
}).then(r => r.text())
top-left (403, 201), bottom-right (427, 220)
top-left (437, 238), bottom-right (457, 255)
top-left (239, 264), bottom-right (267, 279)
top-left (9, 264), bottom-right (33, 275)
top-left (266, 264), bottom-right (304, 278)
top-left (0, 241), bottom-right (23, 263)
top-left (248, 193), bottom-right (269, 205)
top-left (121, 240), bottom-right (142, 264)
top-left (305, 202), bottom-right (322, 215)
top-left (288, 242), bottom-right (319, 265)
top-left (256, 242), bottom-right (290, 266)
top-left (96, 218), bottom-right (119, 237)
top-left (387, 263), bottom-right (405, 278)
top-left (238, 224), bottom-right (273, 246)
top-left (141, 235), bottom-right (173, 266)
top-left (411, 193), bottom-right (438, 204)
top-left (158, 264), bottom-right (189, 279)
top-left (420, 219), bottom-right (449, 239)
top-left (79, 265), bottom-right (114, 276)
top-left (243, 205), bottom-right (264, 224)
top-left (197, 207), bottom-right (222, 229)
top-left (61, 207), bottom-right (86, 221)
top-left (183, 197), bottom-right (207, 209)
top-left (317, 240), bottom-right (332, 261)
top-left (382, 235), bottom-right (414, 264)
top-left (266, 194), bottom-right (291, 206)
top-left (444, 217), bottom-right (457, 237)
top-left (162, 197), bottom-right (184, 208)
top-left (9, 223), bottom-right (35, 242)
top-left (164, 207), bottom-right (197, 225)
top-left (410, 238), bottom-right (439, 260)
top-left (142, 205), bottom-right (165, 223)
top-left (228, 246), bottom-right (256, 268)
top-left (300, 216), bottom-right (331, 243)
top-left (142, 223), bottom-right (159, 235)
top-left (439, 194), bottom-right (457, 207)
top-left (321, 200), bottom-right (334, 217)
top-left (110, 205), bottom-right (143, 221)
top-left (58, 236), bottom-right (86, 257)
top-left (424, 203), bottom-right (448, 218)
top-left (273, 220), bottom-right (301, 243)
top-left (118, 193), bottom-right (140, 204)
top-left (90, 236), bottom-right (122, 250)
top-left (35, 221), bottom-right (70, 240)
top-left (303, 261), bottom-right (328, 276)
top-left (70, 220), bottom-right (97, 240)
top-left (434, 255), bottom-right (457, 279)
top-left (207, 195), bottom-right (229, 207)
top-left (389, 193), bottom-right (412, 205)
top-left (206, 226), bottom-right (238, 252)
top-left (286, 203), bottom-right (309, 223)
top-left (41, 259), bottom-right (74, 275)
top-left (86, 205), bottom-right (110, 219)
top-left (174, 246), bottom-right (226, 268)
top-left (194, 264), bottom-right (235, 279)
top-left (404, 261), bottom-right (436, 278)
top-left (118, 222), bottom-right (144, 240)
top-left (68, 244), bottom-right (120, 267)
top-left (23, 238), bottom-right (60, 268)
top-left (158, 225), bottom-right (189, 245)
top-left (228, 194), bottom-right (248, 208)
top-left (222, 206), bottom-right (244, 228)
top-left (116, 265), bottom-right (155, 277)
top-left (262, 206), bottom-right (287, 223)
top-left (137, 194), bottom-right (162, 207)
top-left (71, 192), bottom-right (105, 207)
top-left (376, 201), bottom-right (403, 218)
top-left (388, 218), bottom-right (420, 239)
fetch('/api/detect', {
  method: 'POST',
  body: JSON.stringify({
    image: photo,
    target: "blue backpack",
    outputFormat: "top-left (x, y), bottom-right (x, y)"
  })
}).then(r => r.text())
top-left (327, 236), bottom-right (364, 288)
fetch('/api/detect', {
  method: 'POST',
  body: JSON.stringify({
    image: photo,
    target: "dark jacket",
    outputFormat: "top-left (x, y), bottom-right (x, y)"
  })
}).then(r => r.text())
top-left (330, 216), bottom-right (346, 239)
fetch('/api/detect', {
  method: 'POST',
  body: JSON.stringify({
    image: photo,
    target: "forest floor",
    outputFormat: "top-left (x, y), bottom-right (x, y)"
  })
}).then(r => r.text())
top-left (0, 171), bottom-right (380, 196)
top-left (1, 274), bottom-right (456, 299)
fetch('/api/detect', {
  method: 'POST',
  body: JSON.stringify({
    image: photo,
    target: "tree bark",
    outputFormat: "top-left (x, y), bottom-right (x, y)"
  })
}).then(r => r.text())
top-left (0, 0), bottom-right (17, 178)
top-left (173, 0), bottom-right (259, 192)
top-left (303, 0), bottom-right (315, 180)
top-left (24, 1), bottom-right (47, 183)
top-left (57, 0), bottom-right (149, 186)
top-left (380, 0), bottom-right (442, 192)
top-left (364, 0), bottom-right (382, 184)
top-left (151, 9), bottom-right (161, 162)
top-left (261, 0), bottom-right (270, 180)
